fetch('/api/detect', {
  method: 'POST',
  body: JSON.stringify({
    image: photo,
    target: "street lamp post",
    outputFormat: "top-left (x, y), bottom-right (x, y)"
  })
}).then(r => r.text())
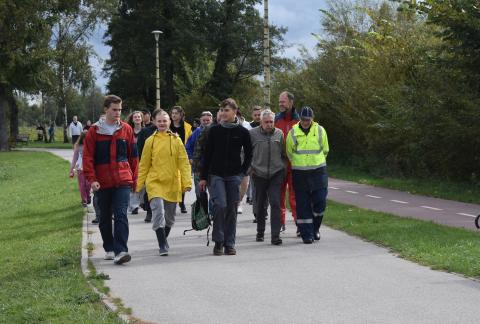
top-left (152, 30), bottom-right (163, 109)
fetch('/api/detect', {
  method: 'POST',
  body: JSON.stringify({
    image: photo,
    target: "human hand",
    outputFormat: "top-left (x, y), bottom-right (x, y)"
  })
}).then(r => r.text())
top-left (199, 180), bottom-right (207, 192)
top-left (91, 181), bottom-right (101, 191)
top-left (69, 171), bottom-right (74, 178)
top-left (183, 187), bottom-right (191, 193)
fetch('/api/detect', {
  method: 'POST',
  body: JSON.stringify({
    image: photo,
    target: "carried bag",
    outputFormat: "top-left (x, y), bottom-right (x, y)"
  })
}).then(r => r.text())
top-left (183, 191), bottom-right (211, 245)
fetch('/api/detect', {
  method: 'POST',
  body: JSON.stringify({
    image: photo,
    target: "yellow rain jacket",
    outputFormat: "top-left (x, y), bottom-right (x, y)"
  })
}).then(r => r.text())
top-left (136, 130), bottom-right (192, 202)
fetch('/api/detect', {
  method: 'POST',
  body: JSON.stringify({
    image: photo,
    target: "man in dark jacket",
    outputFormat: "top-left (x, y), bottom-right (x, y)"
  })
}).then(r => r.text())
top-left (83, 95), bottom-right (138, 265)
top-left (199, 98), bottom-right (252, 256)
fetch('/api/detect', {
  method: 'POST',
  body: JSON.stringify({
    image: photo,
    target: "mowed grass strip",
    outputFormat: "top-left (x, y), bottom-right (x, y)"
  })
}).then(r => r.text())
top-left (328, 163), bottom-right (480, 204)
top-left (0, 152), bottom-right (120, 323)
top-left (325, 200), bottom-right (480, 278)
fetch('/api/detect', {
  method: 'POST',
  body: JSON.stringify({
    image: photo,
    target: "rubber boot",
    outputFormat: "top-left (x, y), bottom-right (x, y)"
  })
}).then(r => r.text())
top-left (314, 215), bottom-right (323, 241)
top-left (155, 228), bottom-right (168, 256)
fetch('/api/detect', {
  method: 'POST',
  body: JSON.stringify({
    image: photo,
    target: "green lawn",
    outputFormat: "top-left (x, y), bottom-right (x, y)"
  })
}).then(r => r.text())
top-left (325, 200), bottom-right (480, 278)
top-left (0, 152), bottom-right (120, 323)
top-left (328, 163), bottom-right (480, 204)
top-left (15, 126), bottom-right (73, 149)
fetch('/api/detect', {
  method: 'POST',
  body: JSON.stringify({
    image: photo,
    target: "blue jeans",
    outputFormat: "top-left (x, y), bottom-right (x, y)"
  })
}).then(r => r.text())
top-left (292, 168), bottom-right (328, 240)
top-left (208, 174), bottom-right (242, 247)
top-left (97, 186), bottom-right (130, 255)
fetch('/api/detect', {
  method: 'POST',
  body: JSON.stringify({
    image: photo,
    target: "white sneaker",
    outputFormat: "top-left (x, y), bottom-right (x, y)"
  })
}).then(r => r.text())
top-left (237, 206), bottom-right (243, 214)
top-left (114, 252), bottom-right (131, 265)
top-left (104, 251), bottom-right (114, 260)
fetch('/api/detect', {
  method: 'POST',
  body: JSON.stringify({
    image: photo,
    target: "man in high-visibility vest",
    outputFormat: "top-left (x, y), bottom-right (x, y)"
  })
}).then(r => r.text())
top-left (285, 106), bottom-right (329, 244)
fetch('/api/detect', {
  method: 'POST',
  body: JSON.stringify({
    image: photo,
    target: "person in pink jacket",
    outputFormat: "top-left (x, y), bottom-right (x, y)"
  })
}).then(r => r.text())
top-left (69, 131), bottom-right (90, 207)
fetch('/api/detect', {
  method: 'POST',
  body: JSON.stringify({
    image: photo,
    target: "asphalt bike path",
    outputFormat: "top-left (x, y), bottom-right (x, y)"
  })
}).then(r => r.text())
top-left (41, 149), bottom-right (480, 323)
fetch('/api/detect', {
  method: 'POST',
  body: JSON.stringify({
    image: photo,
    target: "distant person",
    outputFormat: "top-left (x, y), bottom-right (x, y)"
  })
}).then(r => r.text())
top-left (236, 109), bottom-right (252, 214)
top-left (200, 98), bottom-right (252, 256)
top-left (275, 91), bottom-right (299, 233)
top-left (126, 111), bottom-right (144, 215)
top-left (249, 109), bottom-right (286, 245)
top-left (192, 118), bottom-right (201, 131)
top-left (48, 123), bottom-right (55, 143)
top-left (142, 109), bottom-right (153, 127)
top-left (69, 115), bottom-right (83, 145)
top-left (91, 113), bottom-right (106, 225)
top-left (170, 105), bottom-right (192, 213)
top-left (186, 111), bottom-right (213, 198)
top-left (83, 95), bottom-right (138, 265)
top-left (286, 106), bottom-right (329, 243)
top-left (136, 109), bottom-right (158, 223)
top-left (84, 120), bottom-right (92, 131)
top-left (36, 124), bottom-right (45, 141)
top-left (69, 130), bottom-right (90, 207)
top-left (136, 109), bottom-right (192, 256)
top-left (249, 105), bottom-right (262, 128)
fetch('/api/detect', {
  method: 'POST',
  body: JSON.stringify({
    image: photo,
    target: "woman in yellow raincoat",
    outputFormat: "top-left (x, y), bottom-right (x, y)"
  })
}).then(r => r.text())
top-left (136, 109), bottom-right (192, 255)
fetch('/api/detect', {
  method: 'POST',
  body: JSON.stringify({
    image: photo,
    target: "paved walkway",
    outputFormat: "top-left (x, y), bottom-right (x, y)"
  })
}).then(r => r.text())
top-left (40, 149), bottom-right (480, 322)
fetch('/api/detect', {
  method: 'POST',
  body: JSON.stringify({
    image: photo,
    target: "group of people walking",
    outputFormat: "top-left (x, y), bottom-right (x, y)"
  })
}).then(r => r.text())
top-left (69, 91), bottom-right (329, 265)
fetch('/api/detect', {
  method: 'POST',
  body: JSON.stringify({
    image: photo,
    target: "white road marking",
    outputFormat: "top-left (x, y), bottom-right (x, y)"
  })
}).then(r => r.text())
top-left (420, 206), bottom-right (443, 211)
top-left (329, 186), bottom-right (340, 190)
top-left (456, 212), bottom-right (476, 218)
top-left (366, 195), bottom-right (382, 199)
top-left (390, 200), bottom-right (409, 204)
top-left (345, 190), bottom-right (359, 194)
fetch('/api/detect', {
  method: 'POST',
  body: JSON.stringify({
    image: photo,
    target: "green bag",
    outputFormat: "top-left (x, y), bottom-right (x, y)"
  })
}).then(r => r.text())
top-left (183, 195), bottom-right (211, 245)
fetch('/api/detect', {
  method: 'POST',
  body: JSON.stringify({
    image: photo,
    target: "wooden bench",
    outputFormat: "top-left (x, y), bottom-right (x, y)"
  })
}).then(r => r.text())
top-left (16, 134), bottom-right (29, 145)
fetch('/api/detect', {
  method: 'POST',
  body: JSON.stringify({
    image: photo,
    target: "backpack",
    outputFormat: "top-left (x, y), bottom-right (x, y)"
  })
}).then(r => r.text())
top-left (183, 191), bottom-right (211, 245)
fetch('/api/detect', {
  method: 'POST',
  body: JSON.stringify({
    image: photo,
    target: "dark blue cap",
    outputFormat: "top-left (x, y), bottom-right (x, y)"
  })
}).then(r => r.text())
top-left (300, 106), bottom-right (314, 119)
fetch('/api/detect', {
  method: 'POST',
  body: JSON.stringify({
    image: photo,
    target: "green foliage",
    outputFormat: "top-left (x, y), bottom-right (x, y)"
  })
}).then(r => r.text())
top-left (0, 152), bottom-right (120, 323)
top-left (272, 0), bottom-right (480, 182)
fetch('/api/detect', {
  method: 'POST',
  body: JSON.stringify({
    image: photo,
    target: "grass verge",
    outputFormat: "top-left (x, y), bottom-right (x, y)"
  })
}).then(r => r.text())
top-left (328, 163), bottom-right (480, 204)
top-left (325, 200), bottom-right (480, 278)
top-left (0, 151), bottom-right (121, 323)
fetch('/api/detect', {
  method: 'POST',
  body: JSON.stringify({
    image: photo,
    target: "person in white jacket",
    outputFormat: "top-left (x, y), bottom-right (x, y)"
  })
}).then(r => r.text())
top-left (69, 115), bottom-right (83, 145)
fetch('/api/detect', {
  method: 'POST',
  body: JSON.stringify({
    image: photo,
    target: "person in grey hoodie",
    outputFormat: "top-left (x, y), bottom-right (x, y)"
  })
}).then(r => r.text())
top-left (249, 109), bottom-right (287, 245)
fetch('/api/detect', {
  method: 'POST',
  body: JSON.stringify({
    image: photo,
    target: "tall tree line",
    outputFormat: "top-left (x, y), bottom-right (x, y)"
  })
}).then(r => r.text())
top-left (272, 0), bottom-right (480, 182)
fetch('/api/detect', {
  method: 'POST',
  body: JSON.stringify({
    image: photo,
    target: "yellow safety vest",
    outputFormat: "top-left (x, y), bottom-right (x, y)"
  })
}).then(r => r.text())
top-left (286, 122), bottom-right (329, 170)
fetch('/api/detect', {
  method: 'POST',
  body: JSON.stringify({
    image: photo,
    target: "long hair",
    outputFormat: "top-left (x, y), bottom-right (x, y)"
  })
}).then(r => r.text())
top-left (126, 111), bottom-right (144, 129)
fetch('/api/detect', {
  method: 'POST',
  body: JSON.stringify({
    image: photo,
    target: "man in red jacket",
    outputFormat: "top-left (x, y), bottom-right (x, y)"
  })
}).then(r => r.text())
top-left (83, 95), bottom-right (139, 265)
top-left (275, 91), bottom-right (299, 233)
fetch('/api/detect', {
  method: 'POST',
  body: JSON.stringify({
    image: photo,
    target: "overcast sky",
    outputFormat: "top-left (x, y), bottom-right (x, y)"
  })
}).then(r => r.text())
top-left (89, 0), bottom-right (329, 91)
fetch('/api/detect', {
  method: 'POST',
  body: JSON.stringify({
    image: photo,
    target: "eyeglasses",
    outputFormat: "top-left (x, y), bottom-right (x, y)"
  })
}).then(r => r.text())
top-left (201, 111), bottom-right (213, 117)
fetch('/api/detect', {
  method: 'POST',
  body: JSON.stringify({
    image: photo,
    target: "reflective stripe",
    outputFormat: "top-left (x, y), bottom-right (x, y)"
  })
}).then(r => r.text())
top-left (296, 149), bottom-right (321, 154)
top-left (296, 219), bottom-right (313, 224)
top-left (291, 163), bottom-right (327, 170)
top-left (317, 125), bottom-right (323, 152)
top-left (313, 212), bottom-right (323, 218)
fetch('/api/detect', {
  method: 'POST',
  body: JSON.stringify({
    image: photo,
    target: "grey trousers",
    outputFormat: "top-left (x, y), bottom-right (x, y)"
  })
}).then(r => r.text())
top-left (252, 170), bottom-right (284, 237)
top-left (150, 198), bottom-right (177, 231)
top-left (208, 174), bottom-right (242, 247)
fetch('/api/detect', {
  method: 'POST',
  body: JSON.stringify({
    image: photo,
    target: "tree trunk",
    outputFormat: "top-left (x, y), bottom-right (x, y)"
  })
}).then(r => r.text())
top-left (0, 86), bottom-right (10, 151)
top-left (263, 0), bottom-right (271, 109)
top-left (8, 93), bottom-right (19, 142)
top-left (163, 0), bottom-right (176, 108)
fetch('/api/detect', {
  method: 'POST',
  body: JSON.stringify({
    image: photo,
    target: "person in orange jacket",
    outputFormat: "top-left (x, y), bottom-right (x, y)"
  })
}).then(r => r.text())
top-left (274, 91), bottom-right (299, 234)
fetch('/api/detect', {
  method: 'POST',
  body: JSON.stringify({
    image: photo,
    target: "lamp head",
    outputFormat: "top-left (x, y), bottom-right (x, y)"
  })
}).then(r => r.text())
top-left (152, 30), bottom-right (163, 41)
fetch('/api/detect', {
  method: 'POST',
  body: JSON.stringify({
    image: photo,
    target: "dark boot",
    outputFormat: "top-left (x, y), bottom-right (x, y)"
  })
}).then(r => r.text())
top-left (314, 215), bottom-right (323, 241)
top-left (179, 202), bottom-right (187, 214)
top-left (256, 233), bottom-right (264, 242)
top-left (144, 211), bottom-right (152, 223)
top-left (164, 226), bottom-right (171, 249)
top-left (271, 236), bottom-right (283, 245)
top-left (155, 228), bottom-right (168, 256)
top-left (213, 242), bottom-right (223, 256)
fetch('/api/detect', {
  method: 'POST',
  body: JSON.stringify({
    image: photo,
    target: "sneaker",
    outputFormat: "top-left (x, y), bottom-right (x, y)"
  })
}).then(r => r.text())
top-left (256, 233), bottom-right (264, 242)
top-left (131, 207), bottom-right (138, 215)
top-left (159, 247), bottom-right (168, 256)
top-left (271, 237), bottom-right (283, 245)
top-left (237, 206), bottom-right (243, 214)
top-left (179, 202), bottom-right (187, 214)
top-left (213, 242), bottom-right (223, 256)
top-left (246, 197), bottom-right (252, 205)
top-left (104, 251), bottom-right (114, 260)
top-left (92, 217), bottom-right (99, 224)
top-left (144, 212), bottom-right (152, 223)
top-left (114, 252), bottom-right (131, 264)
top-left (280, 224), bottom-right (285, 232)
top-left (296, 227), bottom-right (301, 237)
top-left (302, 238), bottom-right (314, 244)
top-left (224, 246), bottom-right (236, 255)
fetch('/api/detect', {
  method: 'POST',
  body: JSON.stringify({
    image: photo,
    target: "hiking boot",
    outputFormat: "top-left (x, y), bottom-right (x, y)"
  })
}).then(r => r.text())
top-left (256, 233), bottom-right (264, 242)
top-left (155, 228), bottom-right (169, 256)
top-left (144, 211), bottom-right (152, 223)
top-left (271, 236), bottom-right (283, 246)
top-left (224, 246), bottom-right (236, 255)
top-left (179, 202), bottom-right (187, 214)
top-left (302, 238), bottom-right (314, 244)
top-left (213, 242), bottom-right (223, 256)
top-left (114, 252), bottom-right (131, 264)
top-left (104, 251), bottom-right (115, 260)
top-left (131, 207), bottom-right (139, 215)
